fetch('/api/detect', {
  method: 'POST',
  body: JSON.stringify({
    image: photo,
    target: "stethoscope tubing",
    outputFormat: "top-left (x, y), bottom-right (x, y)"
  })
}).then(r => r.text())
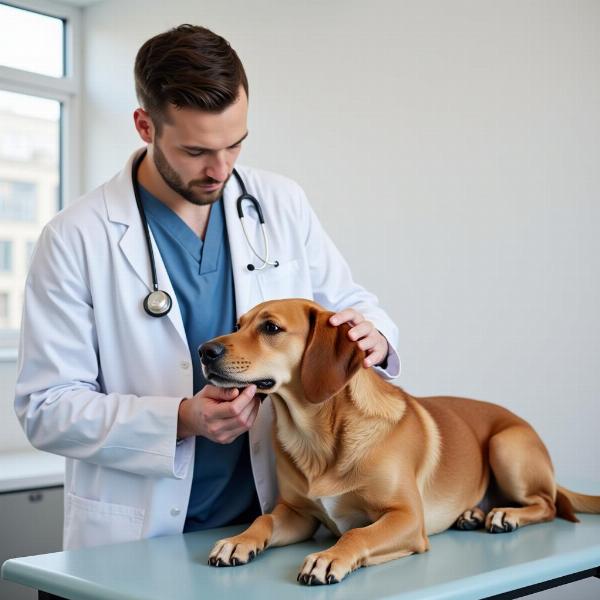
top-left (132, 151), bottom-right (160, 294)
top-left (233, 170), bottom-right (279, 271)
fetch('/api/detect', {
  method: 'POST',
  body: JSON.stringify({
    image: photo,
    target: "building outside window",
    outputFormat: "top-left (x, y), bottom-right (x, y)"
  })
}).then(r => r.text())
top-left (0, 240), bottom-right (13, 272)
top-left (0, 179), bottom-right (38, 221)
top-left (0, 0), bottom-right (81, 353)
top-left (0, 291), bottom-right (9, 323)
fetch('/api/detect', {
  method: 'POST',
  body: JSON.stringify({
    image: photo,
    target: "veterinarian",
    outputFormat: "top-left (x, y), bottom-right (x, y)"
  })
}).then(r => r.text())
top-left (15, 24), bottom-right (400, 551)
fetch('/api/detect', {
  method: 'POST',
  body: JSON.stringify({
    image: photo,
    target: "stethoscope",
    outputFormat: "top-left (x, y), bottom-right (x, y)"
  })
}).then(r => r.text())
top-left (132, 150), bottom-right (279, 318)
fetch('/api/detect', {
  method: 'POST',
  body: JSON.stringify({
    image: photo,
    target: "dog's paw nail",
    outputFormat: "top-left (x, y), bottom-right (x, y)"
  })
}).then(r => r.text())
top-left (231, 557), bottom-right (240, 566)
top-left (326, 573), bottom-right (339, 584)
top-left (489, 521), bottom-right (514, 534)
top-left (503, 521), bottom-right (516, 532)
top-left (488, 512), bottom-right (517, 534)
top-left (248, 550), bottom-right (255, 561)
top-left (457, 517), bottom-right (479, 530)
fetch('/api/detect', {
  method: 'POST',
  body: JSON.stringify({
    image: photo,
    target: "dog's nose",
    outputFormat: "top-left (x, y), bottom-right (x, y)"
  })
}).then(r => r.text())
top-left (199, 342), bottom-right (226, 365)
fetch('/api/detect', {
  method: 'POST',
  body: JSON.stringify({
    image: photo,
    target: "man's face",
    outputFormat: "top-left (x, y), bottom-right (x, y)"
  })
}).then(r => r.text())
top-left (149, 89), bottom-right (248, 205)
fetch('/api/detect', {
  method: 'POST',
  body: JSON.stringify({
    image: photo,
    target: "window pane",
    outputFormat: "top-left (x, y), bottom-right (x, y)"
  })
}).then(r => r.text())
top-left (0, 180), bottom-right (37, 220)
top-left (0, 240), bottom-right (13, 271)
top-left (0, 292), bottom-right (9, 319)
top-left (0, 3), bottom-right (64, 77)
top-left (0, 90), bottom-right (60, 331)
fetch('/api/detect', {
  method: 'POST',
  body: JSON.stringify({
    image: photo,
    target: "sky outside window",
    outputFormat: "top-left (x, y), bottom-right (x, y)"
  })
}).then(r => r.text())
top-left (0, 3), bottom-right (64, 77)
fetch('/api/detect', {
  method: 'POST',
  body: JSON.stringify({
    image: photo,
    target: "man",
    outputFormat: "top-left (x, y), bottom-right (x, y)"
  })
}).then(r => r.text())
top-left (15, 24), bottom-right (400, 550)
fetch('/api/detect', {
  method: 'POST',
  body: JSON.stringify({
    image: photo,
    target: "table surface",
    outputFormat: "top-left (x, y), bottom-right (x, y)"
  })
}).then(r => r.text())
top-left (2, 511), bottom-right (600, 600)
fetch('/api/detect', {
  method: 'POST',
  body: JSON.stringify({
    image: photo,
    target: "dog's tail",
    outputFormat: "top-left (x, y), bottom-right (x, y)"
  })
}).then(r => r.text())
top-left (555, 485), bottom-right (600, 522)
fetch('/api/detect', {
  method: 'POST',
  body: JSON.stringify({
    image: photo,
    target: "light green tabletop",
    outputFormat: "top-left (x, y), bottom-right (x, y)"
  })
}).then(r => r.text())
top-left (2, 514), bottom-right (600, 600)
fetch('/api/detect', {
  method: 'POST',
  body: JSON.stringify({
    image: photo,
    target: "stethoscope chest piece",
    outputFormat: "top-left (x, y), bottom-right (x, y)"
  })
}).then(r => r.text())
top-left (143, 290), bottom-right (172, 318)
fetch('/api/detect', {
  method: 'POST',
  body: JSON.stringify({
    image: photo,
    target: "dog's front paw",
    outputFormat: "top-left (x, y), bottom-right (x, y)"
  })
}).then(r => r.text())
top-left (297, 551), bottom-right (354, 585)
top-left (208, 535), bottom-right (266, 567)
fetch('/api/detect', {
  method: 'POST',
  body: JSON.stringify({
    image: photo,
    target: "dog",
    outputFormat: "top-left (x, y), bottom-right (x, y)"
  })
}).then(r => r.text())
top-left (200, 298), bottom-right (600, 585)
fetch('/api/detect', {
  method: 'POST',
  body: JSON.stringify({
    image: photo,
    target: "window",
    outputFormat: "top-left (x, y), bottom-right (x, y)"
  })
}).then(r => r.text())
top-left (0, 3), bottom-right (64, 77)
top-left (0, 241), bottom-right (13, 272)
top-left (0, 0), bottom-right (80, 348)
top-left (0, 179), bottom-right (38, 222)
top-left (0, 291), bottom-right (9, 321)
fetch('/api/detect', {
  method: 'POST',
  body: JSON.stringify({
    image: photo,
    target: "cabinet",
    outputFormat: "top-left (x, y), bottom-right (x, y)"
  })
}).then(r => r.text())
top-left (0, 486), bottom-right (63, 600)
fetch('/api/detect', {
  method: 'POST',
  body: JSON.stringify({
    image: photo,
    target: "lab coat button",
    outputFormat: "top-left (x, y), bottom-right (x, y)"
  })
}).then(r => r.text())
top-left (180, 361), bottom-right (190, 370)
top-left (170, 507), bottom-right (181, 516)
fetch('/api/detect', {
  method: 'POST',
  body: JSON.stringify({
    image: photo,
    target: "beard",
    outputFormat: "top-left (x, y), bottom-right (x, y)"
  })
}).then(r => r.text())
top-left (152, 141), bottom-right (231, 206)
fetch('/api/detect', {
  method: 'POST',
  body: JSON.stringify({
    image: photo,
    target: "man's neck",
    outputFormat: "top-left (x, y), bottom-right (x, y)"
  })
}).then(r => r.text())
top-left (137, 152), bottom-right (212, 240)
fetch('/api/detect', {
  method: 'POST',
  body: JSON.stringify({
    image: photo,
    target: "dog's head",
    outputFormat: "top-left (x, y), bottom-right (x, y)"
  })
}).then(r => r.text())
top-left (199, 298), bottom-right (365, 404)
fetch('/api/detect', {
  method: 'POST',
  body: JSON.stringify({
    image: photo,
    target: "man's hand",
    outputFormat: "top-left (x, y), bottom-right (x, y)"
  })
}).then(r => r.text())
top-left (329, 308), bottom-right (389, 369)
top-left (177, 384), bottom-right (260, 443)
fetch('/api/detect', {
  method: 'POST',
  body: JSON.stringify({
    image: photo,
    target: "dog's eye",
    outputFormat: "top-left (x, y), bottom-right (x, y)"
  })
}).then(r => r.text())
top-left (263, 321), bottom-right (282, 335)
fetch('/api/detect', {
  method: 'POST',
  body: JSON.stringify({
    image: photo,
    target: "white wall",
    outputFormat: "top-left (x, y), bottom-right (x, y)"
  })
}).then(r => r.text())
top-left (81, 0), bottom-right (600, 483)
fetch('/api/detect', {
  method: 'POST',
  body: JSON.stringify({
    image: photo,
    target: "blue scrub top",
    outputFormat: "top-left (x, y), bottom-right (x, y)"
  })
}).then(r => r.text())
top-left (139, 185), bottom-right (260, 531)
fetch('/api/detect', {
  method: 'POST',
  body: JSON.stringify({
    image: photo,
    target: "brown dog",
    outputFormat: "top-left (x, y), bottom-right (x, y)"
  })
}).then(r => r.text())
top-left (201, 298), bottom-right (600, 585)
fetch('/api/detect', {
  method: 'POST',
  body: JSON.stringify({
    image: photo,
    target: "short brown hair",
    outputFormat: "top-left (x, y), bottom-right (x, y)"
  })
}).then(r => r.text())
top-left (134, 24), bottom-right (248, 131)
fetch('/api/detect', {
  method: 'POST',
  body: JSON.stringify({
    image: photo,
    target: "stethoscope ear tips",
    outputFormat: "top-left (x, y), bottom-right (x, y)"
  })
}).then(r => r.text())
top-left (274, 260), bottom-right (279, 267)
top-left (247, 264), bottom-right (255, 271)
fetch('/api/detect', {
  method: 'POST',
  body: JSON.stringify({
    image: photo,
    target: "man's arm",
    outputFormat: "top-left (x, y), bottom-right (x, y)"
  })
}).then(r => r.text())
top-left (14, 223), bottom-right (192, 478)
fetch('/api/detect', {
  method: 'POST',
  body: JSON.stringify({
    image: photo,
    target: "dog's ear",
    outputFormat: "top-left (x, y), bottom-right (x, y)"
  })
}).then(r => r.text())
top-left (300, 308), bottom-right (365, 404)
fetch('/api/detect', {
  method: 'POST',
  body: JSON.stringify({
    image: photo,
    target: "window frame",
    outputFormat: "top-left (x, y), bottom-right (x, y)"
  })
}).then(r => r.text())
top-left (0, 0), bottom-right (82, 212)
top-left (0, 0), bottom-right (82, 359)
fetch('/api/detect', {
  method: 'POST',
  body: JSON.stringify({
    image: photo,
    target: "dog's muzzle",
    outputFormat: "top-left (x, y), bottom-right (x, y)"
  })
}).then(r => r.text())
top-left (199, 342), bottom-right (226, 366)
top-left (199, 342), bottom-right (275, 399)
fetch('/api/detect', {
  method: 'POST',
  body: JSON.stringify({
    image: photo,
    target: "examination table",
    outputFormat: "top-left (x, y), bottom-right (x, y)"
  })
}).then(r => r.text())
top-left (2, 509), bottom-right (600, 600)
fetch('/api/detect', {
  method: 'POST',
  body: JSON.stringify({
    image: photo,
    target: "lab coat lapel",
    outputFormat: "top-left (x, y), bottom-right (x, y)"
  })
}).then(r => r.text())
top-left (104, 149), bottom-right (188, 350)
top-left (223, 168), bottom-right (262, 318)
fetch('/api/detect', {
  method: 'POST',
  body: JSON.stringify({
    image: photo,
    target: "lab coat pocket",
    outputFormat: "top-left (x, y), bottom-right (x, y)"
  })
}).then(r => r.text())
top-left (256, 258), bottom-right (304, 300)
top-left (65, 492), bottom-right (145, 549)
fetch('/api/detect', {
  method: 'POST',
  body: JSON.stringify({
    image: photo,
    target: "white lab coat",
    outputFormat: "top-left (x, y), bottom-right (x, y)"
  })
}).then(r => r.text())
top-left (14, 148), bottom-right (400, 550)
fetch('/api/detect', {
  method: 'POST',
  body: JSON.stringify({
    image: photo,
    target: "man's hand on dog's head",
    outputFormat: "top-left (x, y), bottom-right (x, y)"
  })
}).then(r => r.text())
top-left (329, 308), bottom-right (389, 369)
top-left (177, 384), bottom-right (260, 443)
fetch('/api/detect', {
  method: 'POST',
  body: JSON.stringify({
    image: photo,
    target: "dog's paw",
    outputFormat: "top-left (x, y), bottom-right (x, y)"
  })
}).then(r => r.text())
top-left (485, 509), bottom-right (519, 534)
top-left (208, 535), bottom-right (266, 567)
top-left (297, 551), bottom-right (353, 585)
top-left (454, 507), bottom-right (485, 530)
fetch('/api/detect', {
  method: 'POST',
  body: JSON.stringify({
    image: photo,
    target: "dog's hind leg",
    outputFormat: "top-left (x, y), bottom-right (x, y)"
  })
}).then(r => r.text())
top-left (454, 507), bottom-right (486, 530)
top-left (485, 424), bottom-right (557, 533)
